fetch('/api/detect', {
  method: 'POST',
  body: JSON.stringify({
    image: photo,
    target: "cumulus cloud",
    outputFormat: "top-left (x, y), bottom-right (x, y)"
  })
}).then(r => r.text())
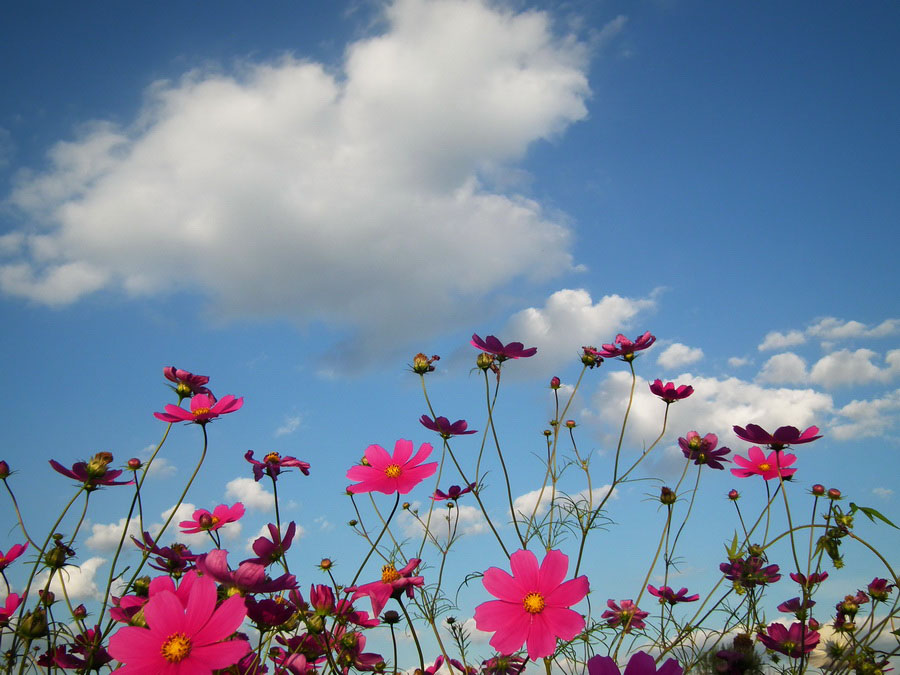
top-left (401, 500), bottom-right (487, 541)
top-left (727, 356), bottom-right (750, 368)
top-left (830, 389), bottom-right (900, 440)
top-left (758, 330), bottom-right (806, 351)
top-left (756, 352), bottom-right (808, 385)
top-left (36, 557), bottom-right (107, 601)
top-left (809, 349), bottom-right (900, 388)
top-left (85, 516), bottom-right (144, 551)
top-left (656, 343), bottom-right (703, 369)
top-left (807, 317), bottom-right (899, 340)
top-left (274, 415), bottom-right (302, 437)
top-left (225, 477), bottom-right (275, 511)
top-left (512, 484), bottom-right (615, 520)
top-left (2, 0), bottom-right (590, 358)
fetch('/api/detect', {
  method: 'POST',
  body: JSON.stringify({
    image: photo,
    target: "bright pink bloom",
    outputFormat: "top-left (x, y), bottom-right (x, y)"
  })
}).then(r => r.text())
top-left (348, 559), bottom-right (424, 617)
top-left (756, 621), bottom-right (819, 658)
top-left (179, 502), bottom-right (245, 534)
top-left (163, 367), bottom-right (212, 397)
top-left (470, 334), bottom-right (537, 361)
top-left (588, 651), bottom-right (683, 675)
top-left (242, 522), bottom-right (297, 566)
top-left (154, 393), bottom-right (243, 425)
top-left (474, 549), bottom-right (589, 660)
top-left (108, 572), bottom-right (249, 673)
top-left (732, 424), bottom-right (821, 450)
top-left (196, 549), bottom-right (296, 595)
top-left (0, 542), bottom-right (28, 571)
top-left (591, 332), bottom-right (656, 361)
top-left (419, 415), bottom-right (477, 438)
top-left (649, 380), bottom-right (694, 403)
top-left (647, 585), bottom-right (699, 605)
top-left (0, 593), bottom-right (22, 626)
top-left (730, 447), bottom-right (797, 481)
top-left (346, 439), bottom-right (437, 495)
top-left (602, 599), bottom-right (649, 632)
top-left (244, 450), bottom-right (310, 482)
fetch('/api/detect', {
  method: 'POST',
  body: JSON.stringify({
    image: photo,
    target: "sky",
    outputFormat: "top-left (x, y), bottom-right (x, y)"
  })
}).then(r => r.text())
top-left (1, 0), bottom-right (898, 668)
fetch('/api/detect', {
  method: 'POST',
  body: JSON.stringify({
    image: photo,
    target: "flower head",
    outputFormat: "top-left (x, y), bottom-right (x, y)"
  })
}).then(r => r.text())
top-left (588, 651), bottom-right (683, 675)
top-left (778, 597), bottom-right (816, 620)
top-left (244, 450), bottom-right (310, 482)
top-left (411, 353), bottom-right (440, 374)
top-left (154, 393), bottom-right (243, 426)
top-left (757, 621), bottom-right (820, 658)
top-left (242, 522), bottom-right (297, 566)
top-left (474, 549), bottom-right (589, 660)
top-left (346, 439), bottom-right (437, 495)
top-left (649, 380), bottom-right (694, 403)
top-left (132, 533), bottom-right (197, 578)
top-left (867, 577), bottom-right (895, 602)
top-left (419, 415), bottom-right (478, 439)
top-left (482, 655), bottom-right (527, 675)
top-left (163, 367), bottom-right (212, 399)
top-left (432, 483), bottom-right (476, 501)
top-left (602, 599), bottom-right (648, 632)
top-left (790, 571), bottom-right (829, 590)
top-left (0, 542), bottom-right (28, 571)
top-left (647, 585), bottom-right (699, 605)
top-left (179, 503), bottom-right (245, 534)
top-left (347, 559), bottom-right (424, 618)
top-left (730, 447), bottom-right (797, 481)
top-left (732, 424), bottom-right (821, 450)
top-left (470, 334), bottom-right (537, 361)
top-left (108, 571), bottom-right (249, 673)
top-left (196, 549), bottom-right (296, 596)
top-left (0, 593), bottom-right (22, 626)
top-left (49, 453), bottom-right (134, 492)
top-left (592, 332), bottom-right (656, 362)
top-left (720, 557), bottom-right (781, 588)
top-left (678, 432), bottom-right (731, 470)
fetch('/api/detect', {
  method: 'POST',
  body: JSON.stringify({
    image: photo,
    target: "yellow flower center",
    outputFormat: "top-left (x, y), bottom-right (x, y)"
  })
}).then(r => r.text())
top-left (758, 463), bottom-right (771, 472)
top-left (522, 592), bottom-right (545, 614)
top-left (381, 564), bottom-right (401, 583)
top-left (384, 464), bottom-right (402, 479)
top-left (160, 632), bottom-right (192, 663)
top-left (192, 408), bottom-right (211, 417)
top-left (689, 436), bottom-right (702, 450)
top-left (264, 452), bottom-right (281, 464)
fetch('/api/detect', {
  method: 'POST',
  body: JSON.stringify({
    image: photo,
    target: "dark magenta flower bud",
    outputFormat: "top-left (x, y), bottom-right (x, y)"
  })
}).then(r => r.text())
top-left (827, 488), bottom-right (842, 500)
top-left (728, 489), bottom-right (740, 501)
top-left (127, 458), bottom-right (142, 471)
top-left (811, 484), bottom-right (826, 496)
top-left (550, 376), bottom-right (561, 389)
top-left (0, 460), bottom-right (9, 479)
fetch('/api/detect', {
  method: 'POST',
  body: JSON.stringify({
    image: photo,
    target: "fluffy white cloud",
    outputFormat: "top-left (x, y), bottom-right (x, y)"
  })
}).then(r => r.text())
top-left (756, 352), bottom-right (808, 385)
top-left (807, 317), bottom-right (899, 340)
top-left (85, 516), bottom-right (144, 551)
top-left (809, 348), bottom-right (900, 387)
top-left (36, 557), bottom-right (107, 601)
top-left (830, 389), bottom-right (900, 440)
top-left (225, 477), bottom-right (275, 511)
top-left (727, 356), bottom-right (750, 368)
top-left (3, 0), bottom-right (590, 357)
top-left (872, 487), bottom-right (893, 499)
top-left (504, 288), bottom-right (657, 369)
top-left (656, 343), bottom-right (703, 369)
top-left (511, 484), bottom-right (615, 520)
top-left (401, 500), bottom-right (487, 541)
top-left (274, 415), bottom-right (302, 437)
top-left (758, 330), bottom-right (806, 351)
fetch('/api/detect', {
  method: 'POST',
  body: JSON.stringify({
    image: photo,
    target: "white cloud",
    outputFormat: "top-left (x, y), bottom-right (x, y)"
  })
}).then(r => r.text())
top-left (36, 557), bottom-right (107, 601)
top-left (511, 484), bottom-right (614, 521)
top-left (872, 487), bottom-right (893, 499)
top-left (756, 352), bottom-right (808, 385)
top-left (809, 348), bottom-right (900, 388)
top-left (85, 516), bottom-right (144, 552)
top-left (830, 389), bottom-right (900, 440)
top-left (402, 500), bottom-right (487, 541)
top-left (504, 288), bottom-right (657, 369)
top-left (274, 415), bottom-right (302, 437)
top-left (727, 356), bottom-right (750, 368)
top-left (807, 317), bottom-right (899, 340)
top-left (656, 343), bottom-right (703, 369)
top-left (225, 477), bottom-right (274, 511)
top-left (3, 0), bottom-right (590, 357)
top-left (758, 330), bottom-right (806, 351)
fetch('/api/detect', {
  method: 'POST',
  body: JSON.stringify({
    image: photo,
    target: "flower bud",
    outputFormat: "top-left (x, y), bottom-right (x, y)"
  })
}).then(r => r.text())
top-left (550, 376), bottom-right (561, 389)
top-left (38, 590), bottom-right (55, 606)
top-left (381, 610), bottom-right (401, 624)
top-left (348, 520), bottom-right (358, 527)
top-left (476, 353), bottom-right (494, 371)
top-left (811, 484), bottom-right (826, 496)
top-left (565, 420), bottom-right (576, 429)
top-left (17, 608), bottom-right (48, 639)
top-left (198, 513), bottom-right (215, 529)
top-left (807, 618), bottom-right (820, 631)
top-left (307, 614), bottom-right (325, 633)
top-left (659, 487), bottom-right (677, 505)
top-left (319, 558), bottom-right (333, 571)
top-left (747, 543), bottom-right (764, 558)
top-left (132, 576), bottom-right (151, 597)
top-left (0, 460), bottom-right (9, 479)
top-left (127, 458), bottom-right (142, 471)
top-left (44, 546), bottom-right (68, 569)
top-left (827, 488), bottom-right (842, 500)
top-left (402, 502), bottom-right (411, 510)
top-left (73, 604), bottom-right (87, 620)
top-left (411, 353), bottom-right (439, 374)
top-left (728, 489), bottom-right (740, 501)
top-left (581, 347), bottom-right (603, 368)
top-left (542, 429), bottom-right (552, 437)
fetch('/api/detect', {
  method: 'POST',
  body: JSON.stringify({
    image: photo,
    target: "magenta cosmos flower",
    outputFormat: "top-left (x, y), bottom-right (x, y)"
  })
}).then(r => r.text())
top-left (732, 424), bottom-right (821, 450)
top-left (108, 572), bottom-right (249, 674)
top-left (346, 439), bottom-right (437, 495)
top-left (649, 380), bottom-right (694, 403)
top-left (471, 334), bottom-right (538, 361)
top-left (756, 621), bottom-right (819, 658)
top-left (588, 651), bottom-right (683, 675)
top-left (419, 415), bottom-right (478, 439)
top-left (0, 542), bottom-right (28, 571)
top-left (154, 393), bottom-right (243, 425)
top-left (602, 599), bottom-right (649, 632)
top-left (647, 585), bottom-right (699, 605)
top-left (0, 593), bottom-right (22, 626)
top-left (588, 332), bottom-right (656, 362)
top-left (50, 452), bottom-right (134, 491)
top-left (348, 559), bottom-right (425, 617)
top-left (678, 432), bottom-right (731, 470)
top-left (474, 549), bottom-right (589, 660)
top-left (163, 367), bottom-right (212, 398)
top-left (432, 482), bottom-right (476, 501)
top-left (179, 502), bottom-right (245, 534)
top-left (196, 549), bottom-right (296, 595)
top-left (244, 450), bottom-right (310, 482)
top-left (242, 521), bottom-right (297, 566)
top-left (730, 447), bottom-right (797, 481)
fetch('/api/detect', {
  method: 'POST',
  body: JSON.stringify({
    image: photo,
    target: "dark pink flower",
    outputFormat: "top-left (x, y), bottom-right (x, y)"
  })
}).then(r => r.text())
top-left (348, 559), bottom-right (424, 617)
top-left (678, 432), bottom-right (731, 470)
top-left (602, 599), bottom-right (649, 632)
top-left (49, 452), bottom-right (134, 491)
top-left (0, 593), bottom-right (22, 626)
top-left (756, 621), bottom-right (819, 658)
top-left (790, 571), bottom-right (828, 590)
top-left (432, 483), bottom-right (476, 501)
top-left (419, 415), bottom-right (478, 439)
top-left (778, 597), bottom-right (815, 619)
top-left (482, 655), bottom-right (527, 675)
top-left (720, 557), bottom-right (781, 588)
top-left (179, 502), bottom-right (244, 534)
top-left (471, 334), bottom-right (537, 361)
top-left (867, 577), bottom-right (895, 602)
top-left (593, 332), bottom-right (656, 362)
top-left (154, 393), bottom-right (243, 425)
top-left (244, 450), bottom-right (310, 482)
top-left (196, 549), bottom-right (296, 595)
top-left (346, 439), bottom-right (437, 495)
top-left (427, 656), bottom-right (476, 675)
top-left (474, 549), bottom-right (589, 660)
top-left (649, 380), bottom-right (694, 403)
top-left (730, 447), bottom-right (797, 481)
top-left (0, 542), bottom-right (28, 571)
top-left (242, 522), bottom-right (297, 566)
top-left (732, 424), bottom-right (821, 450)
top-left (132, 533), bottom-right (197, 577)
top-left (108, 572), bottom-right (249, 673)
top-left (588, 651), bottom-right (683, 675)
top-left (647, 585), bottom-right (699, 605)
top-left (163, 367), bottom-right (212, 398)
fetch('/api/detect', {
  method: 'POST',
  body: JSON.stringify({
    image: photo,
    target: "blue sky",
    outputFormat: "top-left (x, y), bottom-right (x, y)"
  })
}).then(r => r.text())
top-left (1, 0), bottom-right (898, 667)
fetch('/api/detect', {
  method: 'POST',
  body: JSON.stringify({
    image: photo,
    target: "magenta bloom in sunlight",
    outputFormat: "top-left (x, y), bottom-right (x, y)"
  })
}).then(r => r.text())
top-left (242, 522), bottom-right (297, 566)
top-left (474, 549), bottom-right (589, 661)
top-left (647, 585), bottom-right (699, 605)
top-left (244, 450), bottom-right (310, 482)
top-left (588, 651), bottom-right (683, 675)
top-left (179, 502), bottom-right (245, 534)
top-left (0, 593), bottom-right (22, 626)
top-left (733, 424), bottom-right (821, 450)
top-left (348, 559), bottom-right (424, 617)
top-left (163, 367), bottom-right (212, 398)
top-left (756, 621), bottom-right (819, 658)
top-left (730, 447), bottom-right (797, 481)
top-left (678, 432), bottom-right (731, 470)
top-left (196, 549), bottom-right (296, 595)
top-left (592, 332), bottom-right (656, 361)
top-left (0, 542), bottom-right (28, 571)
top-left (346, 439), bottom-right (437, 495)
top-left (419, 415), bottom-right (478, 439)
top-left (108, 571), bottom-right (249, 674)
top-left (154, 393), bottom-right (243, 425)
top-left (50, 452), bottom-right (134, 491)
top-left (432, 482), bottom-right (476, 501)
top-left (649, 380), bottom-right (694, 403)
top-left (602, 599), bottom-right (649, 632)
top-left (470, 334), bottom-right (538, 361)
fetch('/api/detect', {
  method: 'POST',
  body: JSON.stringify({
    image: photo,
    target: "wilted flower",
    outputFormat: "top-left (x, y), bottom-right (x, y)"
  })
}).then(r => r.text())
top-left (419, 415), bottom-right (478, 439)
top-left (470, 334), bottom-right (537, 361)
top-left (154, 393), bottom-right (243, 425)
top-left (411, 353), bottom-right (440, 374)
top-left (244, 450), bottom-right (310, 482)
top-left (678, 432), bottom-right (731, 470)
top-left (732, 424), bottom-right (821, 450)
top-left (649, 379), bottom-right (694, 403)
top-left (432, 483), bottom-right (476, 501)
top-left (867, 577), bottom-right (895, 602)
top-left (730, 447), bottom-right (797, 480)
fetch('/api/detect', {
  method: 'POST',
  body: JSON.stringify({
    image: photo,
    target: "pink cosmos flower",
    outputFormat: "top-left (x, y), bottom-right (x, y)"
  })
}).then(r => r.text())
top-left (419, 415), bottom-right (478, 438)
top-left (348, 559), bottom-right (424, 617)
top-left (470, 334), bottom-right (538, 361)
top-left (242, 522), bottom-right (297, 566)
top-left (163, 367), bottom-right (212, 398)
top-left (602, 599), bottom-right (649, 632)
top-left (179, 502), bottom-right (245, 534)
top-left (108, 572), bottom-right (249, 673)
top-left (756, 621), bottom-right (819, 658)
top-left (0, 593), bottom-right (22, 626)
top-left (647, 585), bottom-right (700, 605)
top-left (730, 447), bottom-right (797, 481)
top-left (154, 393), bottom-right (243, 425)
top-left (590, 332), bottom-right (657, 362)
top-left (0, 542), bottom-right (28, 570)
top-left (49, 452), bottom-right (134, 491)
top-left (196, 549), bottom-right (296, 595)
top-left (346, 439), bottom-right (437, 495)
top-left (649, 380), bottom-right (694, 403)
top-left (588, 651), bottom-right (683, 675)
top-left (474, 549), bottom-right (589, 660)
top-left (732, 424), bottom-right (821, 450)
top-left (482, 655), bottom-right (527, 675)
top-left (244, 450), bottom-right (310, 482)
top-left (678, 432), bottom-right (731, 470)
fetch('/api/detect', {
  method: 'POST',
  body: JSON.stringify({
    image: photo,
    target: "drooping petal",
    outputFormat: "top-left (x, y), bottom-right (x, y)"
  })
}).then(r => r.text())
top-left (623, 652), bottom-right (658, 675)
top-left (587, 655), bottom-right (620, 675)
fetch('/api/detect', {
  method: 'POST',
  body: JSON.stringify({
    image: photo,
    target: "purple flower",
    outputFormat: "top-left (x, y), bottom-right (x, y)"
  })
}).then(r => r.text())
top-left (132, 532), bottom-right (197, 577)
top-left (196, 549), bottom-right (296, 595)
top-left (419, 415), bottom-right (478, 439)
top-left (592, 332), bottom-right (656, 362)
top-left (647, 585), bottom-right (700, 605)
top-left (242, 522), bottom-right (297, 566)
top-left (732, 424), bottom-right (821, 450)
top-left (649, 379), bottom-right (694, 403)
top-left (588, 651), bottom-right (683, 675)
top-left (867, 577), bottom-right (895, 602)
top-left (432, 483), bottom-right (476, 501)
top-left (678, 432), bottom-right (731, 470)
top-left (49, 452), bottom-right (134, 492)
top-left (602, 599), bottom-right (648, 632)
top-left (790, 571), bottom-right (828, 590)
top-left (470, 334), bottom-right (537, 361)
top-left (720, 557), bottom-right (781, 588)
top-left (757, 621), bottom-right (819, 658)
top-left (244, 450), bottom-right (310, 482)
top-left (778, 596), bottom-right (816, 619)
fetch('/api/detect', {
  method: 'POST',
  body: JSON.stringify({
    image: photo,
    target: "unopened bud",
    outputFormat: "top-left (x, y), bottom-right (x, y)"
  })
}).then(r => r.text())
top-left (660, 487), bottom-right (677, 505)
top-left (319, 558), bottom-right (333, 571)
top-left (38, 590), bottom-right (55, 606)
top-left (381, 610), bottom-right (401, 624)
top-left (17, 608), bottom-right (48, 639)
top-left (747, 543), bottom-right (764, 558)
top-left (476, 353), bottom-right (494, 370)
top-left (132, 576), bottom-right (151, 597)
top-left (550, 376), bottom-right (561, 389)
top-left (565, 420), bottom-right (576, 429)
top-left (827, 488), bottom-right (842, 500)
top-left (198, 513), bottom-right (214, 529)
top-left (73, 604), bottom-right (87, 620)
top-left (127, 458), bottom-right (142, 471)
top-left (728, 489), bottom-right (740, 501)
top-left (348, 520), bottom-right (358, 527)
top-left (807, 618), bottom-right (820, 631)
top-left (0, 460), bottom-right (9, 479)
top-left (811, 484), bottom-right (826, 496)
top-left (542, 429), bottom-right (552, 437)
